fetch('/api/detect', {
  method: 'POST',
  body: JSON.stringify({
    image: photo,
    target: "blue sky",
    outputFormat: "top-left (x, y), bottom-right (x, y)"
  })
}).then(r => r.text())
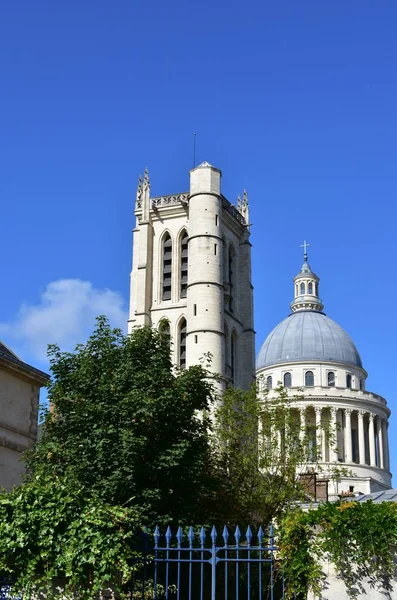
top-left (1, 1), bottom-right (396, 472)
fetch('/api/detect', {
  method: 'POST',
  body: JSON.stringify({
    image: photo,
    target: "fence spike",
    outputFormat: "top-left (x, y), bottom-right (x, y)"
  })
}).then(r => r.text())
top-left (246, 525), bottom-right (252, 546)
top-left (234, 525), bottom-right (241, 546)
top-left (222, 525), bottom-right (229, 545)
top-left (188, 526), bottom-right (194, 546)
top-left (211, 525), bottom-right (218, 545)
top-left (257, 525), bottom-right (264, 545)
top-left (165, 525), bottom-right (172, 547)
top-left (176, 526), bottom-right (183, 545)
top-left (199, 526), bottom-right (206, 547)
top-left (154, 525), bottom-right (160, 548)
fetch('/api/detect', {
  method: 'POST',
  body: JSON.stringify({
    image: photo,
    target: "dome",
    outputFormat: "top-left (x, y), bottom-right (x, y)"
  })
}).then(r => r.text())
top-left (256, 311), bottom-right (363, 370)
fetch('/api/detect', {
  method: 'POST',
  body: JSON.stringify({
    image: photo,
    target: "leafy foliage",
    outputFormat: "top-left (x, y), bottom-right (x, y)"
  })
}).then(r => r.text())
top-left (278, 500), bottom-right (397, 599)
top-left (26, 317), bottom-right (218, 526)
top-left (213, 383), bottom-right (341, 525)
top-left (0, 475), bottom-right (139, 598)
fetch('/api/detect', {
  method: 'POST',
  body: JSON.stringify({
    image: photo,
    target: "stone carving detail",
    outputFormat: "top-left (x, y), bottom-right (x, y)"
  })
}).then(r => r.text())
top-left (151, 193), bottom-right (189, 209)
top-left (136, 174), bottom-right (143, 209)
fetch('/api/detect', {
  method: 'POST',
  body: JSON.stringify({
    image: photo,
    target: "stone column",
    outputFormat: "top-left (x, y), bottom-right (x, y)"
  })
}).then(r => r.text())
top-left (377, 417), bottom-right (384, 469)
top-left (330, 407), bottom-right (338, 463)
top-left (385, 421), bottom-right (390, 471)
top-left (344, 408), bottom-right (353, 464)
top-left (358, 410), bottom-right (366, 465)
top-left (299, 408), bottom-right (305, 442)
top-left (315, 407), bottom-right (322, 462)
top-left (369, 413), bottom-right (376, 467)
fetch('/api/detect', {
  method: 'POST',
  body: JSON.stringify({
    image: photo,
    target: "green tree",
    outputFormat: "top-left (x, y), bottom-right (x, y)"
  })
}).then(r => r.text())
top-left (214, 383), bottom-right (341, 525)
top-left (26, 316), bottom-right (218, 525)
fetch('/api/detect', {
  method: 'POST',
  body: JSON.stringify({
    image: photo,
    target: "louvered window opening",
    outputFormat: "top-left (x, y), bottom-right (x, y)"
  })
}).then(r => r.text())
top-left (162, 235), bottom-right (172, 301)
top-left (179, 319), bottom-right (187, 369)
top-left (229, 249), bottom-right (234, 313)
top-left (180, 233), bottom-right (188, 298)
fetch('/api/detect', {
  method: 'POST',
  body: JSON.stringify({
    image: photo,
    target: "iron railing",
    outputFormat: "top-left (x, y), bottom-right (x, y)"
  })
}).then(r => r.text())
top-left (129, 524), bottom-right (295, 600)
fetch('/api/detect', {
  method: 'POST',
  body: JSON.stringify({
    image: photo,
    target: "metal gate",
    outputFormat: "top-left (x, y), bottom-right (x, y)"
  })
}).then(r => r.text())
top-left (130, 524), bottom-right (295, 600)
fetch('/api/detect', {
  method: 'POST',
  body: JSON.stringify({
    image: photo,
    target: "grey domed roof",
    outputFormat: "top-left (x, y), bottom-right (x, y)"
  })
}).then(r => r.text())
top-left (256, 311), bottom-right (362, 370)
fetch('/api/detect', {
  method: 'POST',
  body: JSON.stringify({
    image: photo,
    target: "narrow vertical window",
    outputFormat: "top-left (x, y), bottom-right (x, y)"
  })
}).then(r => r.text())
top-left (328, 371), bottom-right (335, 387)
top-left (359, 378), bottom-right (363, 391)
top-left (179, 318), bottom-right (187, 369)
top-left (229, 245), bottom-right (235, 313)
top-left (300, 282), bottom-right (305, 294)
top-left (308, 282), bottom-right (313, 294)
top-left (158, 319), bottom-right (171, 349)
top-left (346, 374), bottom-right (352, 389)
top-left (194, 335), bottom-right (198, 344)
top-left (215, 214), bottom-right (218, 226)
top-left (266, 375), bottom-right (273, 390)
top-left (284, 372), bottom-right (292, 388)
top-left (305, 370), bottom-right (314, 386)
top-left (193, 304), bottom-right (197, 316)
top-left (180, 231), bottom-right (188, 299)
top-left (162, 234), bottom-right (172, 300)
top-left (231, 330), bottom-right (237, 384)
top-left (214, 243), bottom-right (217, 255)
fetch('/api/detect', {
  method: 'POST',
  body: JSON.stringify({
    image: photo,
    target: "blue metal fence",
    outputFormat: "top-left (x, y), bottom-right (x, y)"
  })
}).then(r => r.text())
top-left (130, 524), bottom-right (295, 600)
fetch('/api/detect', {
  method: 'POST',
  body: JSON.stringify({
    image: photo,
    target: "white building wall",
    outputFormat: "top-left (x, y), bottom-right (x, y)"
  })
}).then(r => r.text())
top-left (257, 359), bottom-right (392, 495)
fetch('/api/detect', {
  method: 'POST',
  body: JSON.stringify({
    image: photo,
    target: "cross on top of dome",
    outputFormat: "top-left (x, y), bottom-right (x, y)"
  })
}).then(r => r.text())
top-left (300, 240), bottom-right (310, 260)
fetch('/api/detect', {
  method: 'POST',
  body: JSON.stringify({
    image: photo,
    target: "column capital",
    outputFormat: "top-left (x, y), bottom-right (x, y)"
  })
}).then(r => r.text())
top-left (330, 406), bottom-right (338, 417)
top-left (314, 406), bottom-right (323, 415)
top-left (369, 413), bottom-right (375, 423)
top-left (345, 408), bottom-right (353, 416)
top-left (358, 410), bottom-right (366, 419)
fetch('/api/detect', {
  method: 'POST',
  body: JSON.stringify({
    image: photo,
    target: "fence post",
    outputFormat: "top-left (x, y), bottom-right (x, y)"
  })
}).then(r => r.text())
top-left (211, 526), bottom-right (217, 600)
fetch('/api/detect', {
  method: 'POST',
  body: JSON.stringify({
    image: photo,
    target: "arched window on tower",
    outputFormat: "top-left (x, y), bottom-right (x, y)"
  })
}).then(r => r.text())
top-left (162, 233), bottom-right (172, 301)
top-left (359, 378), bottom-right (363, 391)
top-left (328, 371), bottom-right (335, 387)
top-left (178, 318), bottom-right (187, 369)
top-left (228, 244), bottom-right (235, 312)
top-left (305, 371), bottom-right (314, 386)
top-left (158, 319), bottom-right (171, 348)
top-left (284, 372), bottom-right (292, 388)
top-left (300, 282), bottom-right (305, 295)
top-left (308, 282), bottom-right (313, 294)
top-left (346, 374), bottom-right (352, 389)
top-left (180, 231), bottom-right (188, 298)
top-left (266, 375), bottom-right (273, 390)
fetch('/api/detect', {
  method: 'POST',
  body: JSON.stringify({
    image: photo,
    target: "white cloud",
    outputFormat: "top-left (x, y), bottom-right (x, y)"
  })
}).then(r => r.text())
top-left (0, 279), bottom-right (128, 363)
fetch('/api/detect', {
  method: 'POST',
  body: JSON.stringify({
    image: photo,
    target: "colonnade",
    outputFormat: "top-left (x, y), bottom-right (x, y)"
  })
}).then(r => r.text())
top-left (299, 406), bottom-right (390, 471)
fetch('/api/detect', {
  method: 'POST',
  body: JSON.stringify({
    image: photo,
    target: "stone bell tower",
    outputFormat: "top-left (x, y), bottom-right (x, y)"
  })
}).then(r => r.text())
top-left (128, 161), bottom-right (255, 391)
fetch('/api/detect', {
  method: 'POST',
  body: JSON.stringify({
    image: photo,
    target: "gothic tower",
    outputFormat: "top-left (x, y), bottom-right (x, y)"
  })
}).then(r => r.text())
top-left (129, 161), bottom-right (255, 391)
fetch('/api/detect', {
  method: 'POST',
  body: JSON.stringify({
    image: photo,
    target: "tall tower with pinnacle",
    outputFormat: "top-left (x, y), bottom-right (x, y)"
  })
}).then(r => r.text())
top-left (129, 161), bottom-right (255, 392)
